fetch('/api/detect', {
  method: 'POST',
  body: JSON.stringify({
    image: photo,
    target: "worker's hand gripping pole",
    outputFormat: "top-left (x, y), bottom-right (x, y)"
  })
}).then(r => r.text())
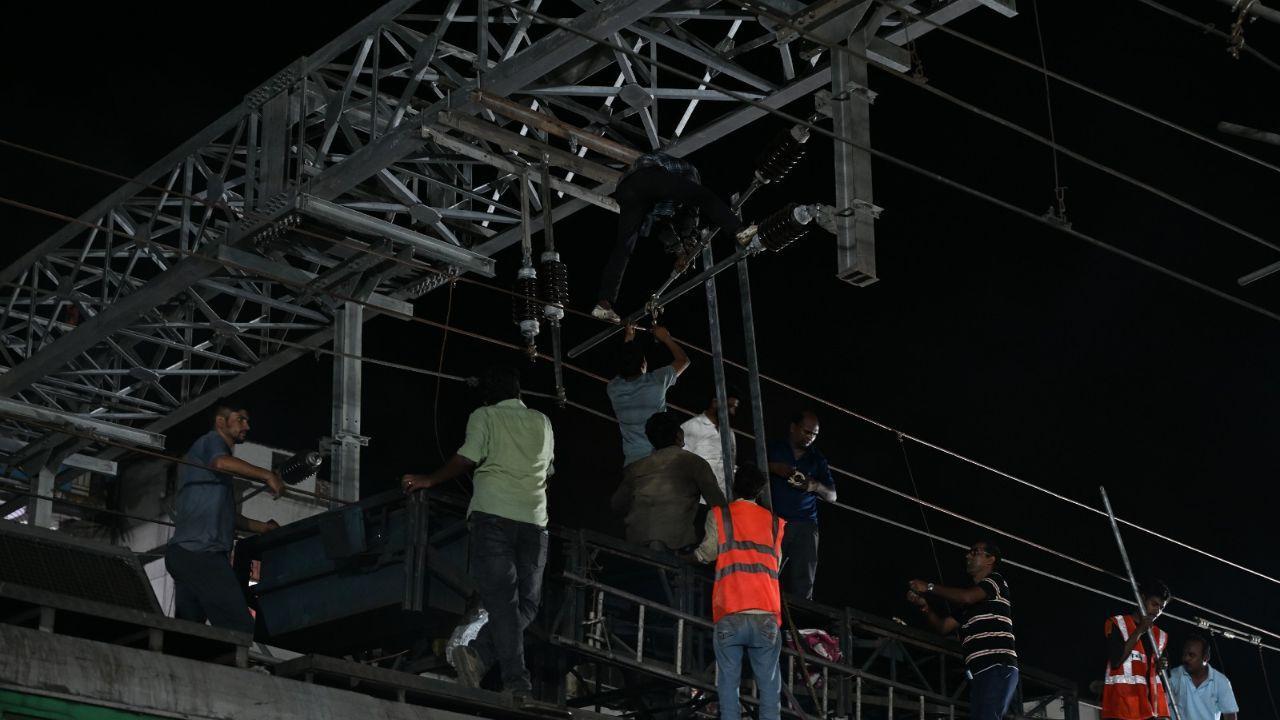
top-left (1099, 486), bottom-right (1184, 720)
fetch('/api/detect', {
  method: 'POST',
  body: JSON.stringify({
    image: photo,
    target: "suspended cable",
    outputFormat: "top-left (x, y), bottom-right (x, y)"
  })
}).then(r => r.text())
top-left (2, 24), bottom-right (1278, 593)
top-left (897, 434), bottom-right (948, 588)
top-left (8, 135), bottom-right (1280, 592)
top-left (1029, 0), bottom-right (1068, 224)
top-left (854, 0), bottom-right (1280, 173)
top-left (729, 0), bottom-right (1280, 256)
top-left (7, 194), bottom-right (1276, 651)
top-left (1129, 0), bottom-right (1280, 73)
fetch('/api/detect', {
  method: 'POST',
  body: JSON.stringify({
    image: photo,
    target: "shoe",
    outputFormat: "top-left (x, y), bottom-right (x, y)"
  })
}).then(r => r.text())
top-left (734, 224), bottom-right (758, 246)
top-left (451, 644), bottom-right (485, 688)
top-left (591, 304), bottom-right (621, 323)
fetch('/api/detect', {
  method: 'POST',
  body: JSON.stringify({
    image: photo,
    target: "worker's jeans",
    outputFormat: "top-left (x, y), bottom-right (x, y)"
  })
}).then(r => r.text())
top-left (780, 521), bottom-right (819, 600)
top-left (599, 166), bottom-right (743, 304)
top-left (969, 664), bottom-right (1019, 720)
top-left (713, 612), bottom-right (782, 720)
top-left (164, 544), bottom-right (254, 635)
top-left (466, 511), bottom-right (549, 693)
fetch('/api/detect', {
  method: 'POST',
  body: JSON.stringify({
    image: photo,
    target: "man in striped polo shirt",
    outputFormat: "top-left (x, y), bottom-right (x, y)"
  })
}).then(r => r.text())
top-left (907, 540), bottom-right (1019, 720)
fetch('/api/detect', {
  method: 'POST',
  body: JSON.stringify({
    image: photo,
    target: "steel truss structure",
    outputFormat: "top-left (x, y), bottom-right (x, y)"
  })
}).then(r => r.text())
top-left (0, 0), bottom-right (1017, 522)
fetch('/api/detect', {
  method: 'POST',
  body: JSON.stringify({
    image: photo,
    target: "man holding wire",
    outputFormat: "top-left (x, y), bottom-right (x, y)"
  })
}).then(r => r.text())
top-left (906, 539), bottom-right (1019, 720)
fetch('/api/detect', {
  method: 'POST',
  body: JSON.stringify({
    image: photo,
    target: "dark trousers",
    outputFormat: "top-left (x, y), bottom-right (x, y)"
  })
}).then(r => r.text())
top-left (598, 166), bottom-right (743, 304)
top-left (468, 511), bottom-right (549, 692)
top-left (969, 665), bottom-right (1019, 720)
top-left (779, 521), bottom-right (818, 601)
top-left (164, 544), bottom-right (254, 635)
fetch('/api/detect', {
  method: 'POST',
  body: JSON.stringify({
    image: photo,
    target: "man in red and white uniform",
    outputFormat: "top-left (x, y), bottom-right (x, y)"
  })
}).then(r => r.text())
top-left (1103, 579), bottom-right (1173, 720)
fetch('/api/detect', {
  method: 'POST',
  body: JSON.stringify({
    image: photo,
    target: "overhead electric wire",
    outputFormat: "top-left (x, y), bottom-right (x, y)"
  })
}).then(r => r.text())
top-left (3, 18), bottom-right (1279, 593)
top-left (1029, 0), bottom-right (1066, 220)
top-left (5, 191), bottom-right (1278, 653)
top-left (1129, 0), bottom-right (1280, 73)
top-left (486, 0), bottom-right (1280, 589)
top-left (730, 0), bottom-right (1280, 255)
top-left (7, 136), bottom-right (1280, 597)
top-left (859, 0), bottom-right (1280, 172)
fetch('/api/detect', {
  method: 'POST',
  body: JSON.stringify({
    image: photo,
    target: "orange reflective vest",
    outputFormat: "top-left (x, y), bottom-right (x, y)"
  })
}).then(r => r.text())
top-left (1101, 614), bottom-right (1169, 720)
top-left (711, 501), bottom-right (785, 624)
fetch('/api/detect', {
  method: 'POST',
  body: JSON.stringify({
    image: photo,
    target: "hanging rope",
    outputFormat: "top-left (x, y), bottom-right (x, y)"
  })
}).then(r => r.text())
top-left (1030, 0), bottom-right (1069, 226)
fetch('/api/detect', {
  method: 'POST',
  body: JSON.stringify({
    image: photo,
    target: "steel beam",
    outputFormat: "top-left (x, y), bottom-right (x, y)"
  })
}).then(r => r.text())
top-left (470, 91), bottom-right (642, 164)
top-left (436, 112), bottom-right (623, 185)
top-left (330, 302), bottom-right (364, 504)
top-left (832, 32), bottom-right (878, 286)
top-left (295, 195), bottom-right (496, 277)
top-left (0, 255), bottom-right (220, 399)
top-left (0, 398), bottom-right (166, 449)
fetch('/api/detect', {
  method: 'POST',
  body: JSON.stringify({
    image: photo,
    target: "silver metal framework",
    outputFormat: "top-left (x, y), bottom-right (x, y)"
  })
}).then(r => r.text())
top-left (0, 0), bottom-right (1016, 510)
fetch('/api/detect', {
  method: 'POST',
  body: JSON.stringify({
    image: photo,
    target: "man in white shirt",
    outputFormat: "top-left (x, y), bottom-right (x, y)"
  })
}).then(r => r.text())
top-left (680, 386), bottom-right (740, 499)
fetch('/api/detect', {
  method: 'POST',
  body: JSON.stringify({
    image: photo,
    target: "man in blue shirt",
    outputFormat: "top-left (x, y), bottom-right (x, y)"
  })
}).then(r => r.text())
top-left (606, 323), bottom-right (690, 467)
top-left (766, 411), bottom-right (836, 600)
top-left (1169, 634), bottom-right (1239, 720)
top-left (592, 152), bottom-right (757, 322)
top-left (165, 401), bottom-right (284, 634)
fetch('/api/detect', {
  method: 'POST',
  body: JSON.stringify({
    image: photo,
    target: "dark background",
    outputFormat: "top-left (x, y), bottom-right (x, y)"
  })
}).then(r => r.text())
top-left (3, 0), bottom-right (1278, 709)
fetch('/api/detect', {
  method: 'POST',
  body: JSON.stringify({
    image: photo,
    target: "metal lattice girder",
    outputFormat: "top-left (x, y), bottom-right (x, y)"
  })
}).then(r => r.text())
top-left (0, 0), bottom-right (1014, 470)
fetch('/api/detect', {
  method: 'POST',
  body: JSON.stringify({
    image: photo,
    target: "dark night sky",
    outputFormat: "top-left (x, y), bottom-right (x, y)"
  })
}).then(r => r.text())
top-left (3, 0), bottom-right (1279, 709)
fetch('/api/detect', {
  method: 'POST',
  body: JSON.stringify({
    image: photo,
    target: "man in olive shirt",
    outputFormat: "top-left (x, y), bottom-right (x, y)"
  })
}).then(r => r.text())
top-left (611, 412), bottom-right (727, 551)
top-left (402, 367), bottom-right (554, 698)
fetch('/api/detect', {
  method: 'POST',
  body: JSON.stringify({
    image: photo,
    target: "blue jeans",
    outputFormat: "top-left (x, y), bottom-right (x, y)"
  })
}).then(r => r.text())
top-left (468, 511), bottom-right (549, 692)
top-left (969, 665), bottom-right (1019, 720)
top-left (713, 613), bottom-right (782, 720)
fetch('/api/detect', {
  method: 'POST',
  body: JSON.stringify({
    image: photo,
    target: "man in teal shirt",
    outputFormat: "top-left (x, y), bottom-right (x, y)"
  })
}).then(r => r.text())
top-left (1168, 634), bottom-right (1239, 720)
top-left (606, 323), bottom-right (690, 467)
top-left (403, 366), bottom-right (554, 698)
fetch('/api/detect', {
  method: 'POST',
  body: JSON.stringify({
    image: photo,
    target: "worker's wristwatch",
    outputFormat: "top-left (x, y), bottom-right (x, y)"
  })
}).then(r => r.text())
top-left (926, 582), bottom-right (935, 593)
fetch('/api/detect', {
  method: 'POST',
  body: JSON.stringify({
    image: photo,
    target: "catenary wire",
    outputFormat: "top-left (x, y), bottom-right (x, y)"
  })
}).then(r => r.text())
top-left (864, 0), bottom-right (1280, 172)
top-left (3, 33), bottom-right (1279, 591)
top-left (1029, 0), bottom-right (1065, 218)
top-left (728, 0), bottom-right (1280, 255)
top-left (5, 193), bottom-right (1277, 651)
top-left (1129, 0), bottom-right (1280, 73)
top-left (8, 138), bottom-right (1280, 594)
top-left (457, 0), bottom-right (1280, 588)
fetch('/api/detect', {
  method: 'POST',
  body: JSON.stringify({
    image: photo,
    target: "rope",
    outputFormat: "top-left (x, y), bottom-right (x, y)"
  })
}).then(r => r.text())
top-left (1029, 0), bottom-right (1068, 225)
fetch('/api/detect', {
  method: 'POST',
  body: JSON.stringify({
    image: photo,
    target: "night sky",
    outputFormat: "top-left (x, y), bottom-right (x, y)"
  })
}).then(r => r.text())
top-left (3, 0), bottom-right (1279, 710)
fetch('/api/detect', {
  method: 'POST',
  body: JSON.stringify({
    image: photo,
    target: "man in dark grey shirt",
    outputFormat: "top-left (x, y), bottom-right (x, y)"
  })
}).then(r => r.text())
top-left (165, 400), bottom-right (283, 634)
top-left (611, 412), bottom-right (728, 551)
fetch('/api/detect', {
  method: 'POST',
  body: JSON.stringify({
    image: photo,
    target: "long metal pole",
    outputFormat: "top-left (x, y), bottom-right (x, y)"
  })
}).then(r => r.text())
top-left (1099, 486), bottom-right (1183, 720)
top-left (1214, 0), bottom-right (1280, 24)
top-left (738, 260), bottom-right (770, 509)
top-left (702, 244), bottom-right (735, 499)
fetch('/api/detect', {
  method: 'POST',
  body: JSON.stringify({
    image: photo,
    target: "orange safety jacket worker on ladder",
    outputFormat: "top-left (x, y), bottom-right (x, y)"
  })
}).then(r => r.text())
top-left (1102, 579), bottom-right (1173, 720)
top-left (692, 466), bottom-right (786, 720)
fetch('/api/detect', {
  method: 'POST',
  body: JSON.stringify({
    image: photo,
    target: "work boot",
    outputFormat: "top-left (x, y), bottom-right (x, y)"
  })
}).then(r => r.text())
top-left (451, 644), bottom-right (485, 688)
top-left (591, 303), bottom-right (621, 323)
top-left (734, 224), bottom-right (758, 246)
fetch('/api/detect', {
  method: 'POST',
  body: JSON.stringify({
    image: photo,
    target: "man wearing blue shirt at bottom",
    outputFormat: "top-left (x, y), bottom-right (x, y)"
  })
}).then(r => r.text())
top-left (165, 401), bottom-right (284, 634)
top-left (1169, 634), bottom-right (1239, 720)
top-left (766, 411), bottom-right (836, 600)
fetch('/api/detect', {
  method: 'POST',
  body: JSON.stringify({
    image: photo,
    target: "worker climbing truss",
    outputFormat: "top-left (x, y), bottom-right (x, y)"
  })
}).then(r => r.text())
top-left (0, 0), bottom-right (1019, 521)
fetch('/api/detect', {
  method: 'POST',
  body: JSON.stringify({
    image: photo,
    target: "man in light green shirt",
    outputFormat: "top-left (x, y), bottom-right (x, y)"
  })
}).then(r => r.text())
top-left (402, 366), bottom-right (554, 699)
